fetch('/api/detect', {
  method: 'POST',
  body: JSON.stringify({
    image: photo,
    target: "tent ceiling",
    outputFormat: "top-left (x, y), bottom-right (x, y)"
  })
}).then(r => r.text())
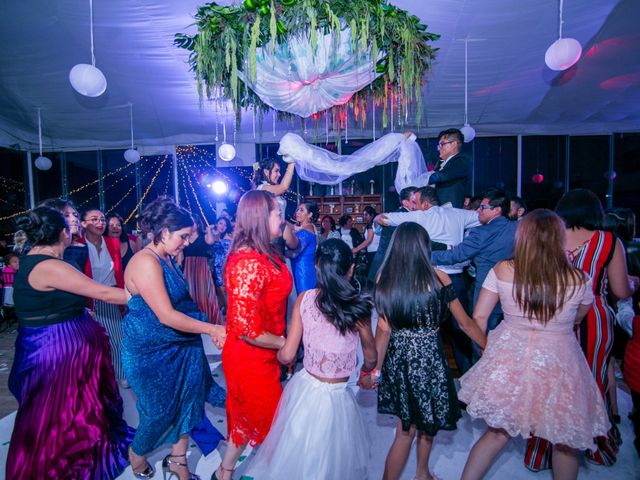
top-left (0, 0), bottom-right (638, 151)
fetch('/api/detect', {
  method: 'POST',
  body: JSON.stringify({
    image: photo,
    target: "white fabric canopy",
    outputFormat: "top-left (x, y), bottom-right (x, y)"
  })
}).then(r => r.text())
top-left (239, 27), bottom-right (382, 118)
top-left (0, 0), bottom-right (638, 151)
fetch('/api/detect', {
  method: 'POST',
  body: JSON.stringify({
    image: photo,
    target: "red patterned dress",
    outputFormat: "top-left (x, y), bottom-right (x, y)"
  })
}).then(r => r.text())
top-left (222, 249), bottom-right (292, 446)
top-left (526, 230), bottom-right (620, 469)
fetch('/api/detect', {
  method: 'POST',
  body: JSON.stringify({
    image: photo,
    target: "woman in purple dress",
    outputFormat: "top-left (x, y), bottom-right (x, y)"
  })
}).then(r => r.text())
top-left (7, 207), bottom-right (134, 479)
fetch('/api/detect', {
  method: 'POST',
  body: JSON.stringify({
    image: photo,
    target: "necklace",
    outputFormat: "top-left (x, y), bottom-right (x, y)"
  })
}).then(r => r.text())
top-left (32, 246), bottom-right (61, 259)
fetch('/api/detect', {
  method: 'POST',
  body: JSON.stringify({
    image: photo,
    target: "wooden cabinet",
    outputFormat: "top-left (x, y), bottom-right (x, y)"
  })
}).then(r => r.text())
top-left (303, 194), bottom-right (382, 230)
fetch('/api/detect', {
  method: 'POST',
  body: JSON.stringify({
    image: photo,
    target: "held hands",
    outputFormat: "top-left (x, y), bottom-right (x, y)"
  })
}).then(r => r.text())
top-left (357, 369), bottom-right (380, 390)
top-left (209, 325), bottom-right (227, 349)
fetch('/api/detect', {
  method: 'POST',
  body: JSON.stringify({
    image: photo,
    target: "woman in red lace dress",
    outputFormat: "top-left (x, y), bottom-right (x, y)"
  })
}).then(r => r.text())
top-left (214, 190), bottom-right (292, 480)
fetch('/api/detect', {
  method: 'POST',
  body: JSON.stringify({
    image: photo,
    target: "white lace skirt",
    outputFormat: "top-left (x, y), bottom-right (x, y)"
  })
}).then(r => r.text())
top-left (243, 369), bottom-right (370, 479)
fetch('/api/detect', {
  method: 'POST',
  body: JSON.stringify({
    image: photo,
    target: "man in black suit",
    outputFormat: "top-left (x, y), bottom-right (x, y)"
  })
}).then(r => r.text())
top-left (428, 128), bottom-right (472, 208)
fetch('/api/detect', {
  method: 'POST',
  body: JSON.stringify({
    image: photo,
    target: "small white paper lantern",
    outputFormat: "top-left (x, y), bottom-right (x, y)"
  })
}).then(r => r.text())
top-left (545, 38), bottom-right (582, 71)
top-left (460, 124), bottom-right (476, 143)
top-left (35, 156), bottom-right (52, 171)
top-left (69, 63), bottom-right (107, 97)
top-left (218, 143), bottom-right (236, 162)
top-left (124, 149), bottom-right (141, 164)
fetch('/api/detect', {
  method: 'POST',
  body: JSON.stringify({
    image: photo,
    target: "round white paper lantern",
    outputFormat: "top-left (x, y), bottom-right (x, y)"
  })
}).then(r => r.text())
top-left (124, 148), bottom-right (141, 164)
top-left (544, 38), bottom-right (582, 71)
top-left (218, 143), bottom-right (236, 162)
top-left (69, 63), bottom-right (107, 97)
top-left (35, 156), bottom-right (52, 171)
top-left (460, 124), bottom-right (476, 143)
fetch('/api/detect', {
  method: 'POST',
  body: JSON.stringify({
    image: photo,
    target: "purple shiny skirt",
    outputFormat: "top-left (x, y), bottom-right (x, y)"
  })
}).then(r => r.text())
top-left (7, 309), bottom-right (134, 479)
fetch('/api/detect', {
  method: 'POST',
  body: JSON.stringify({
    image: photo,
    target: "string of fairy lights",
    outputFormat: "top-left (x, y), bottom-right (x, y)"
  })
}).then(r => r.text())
top-left (124, 155), bottom-right (169, 224)
top-left (1, 143), bottom-right (309, 227)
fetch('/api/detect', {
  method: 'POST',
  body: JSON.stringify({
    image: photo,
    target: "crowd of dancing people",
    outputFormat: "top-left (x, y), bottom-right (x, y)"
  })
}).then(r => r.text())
top-left (3, 127), bottom-right (640, 480)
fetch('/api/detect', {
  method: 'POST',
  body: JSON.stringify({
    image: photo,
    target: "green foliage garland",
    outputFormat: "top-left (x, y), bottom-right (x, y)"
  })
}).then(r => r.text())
top-left (175, 0), bottom-right (440, 125)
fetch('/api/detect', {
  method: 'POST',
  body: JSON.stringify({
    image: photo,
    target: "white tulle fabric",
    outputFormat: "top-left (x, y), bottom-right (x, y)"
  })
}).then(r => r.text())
top-left (243, 369), bottom-right (370, 480)
top-left (278, 132), bottom-right (432, 192)
top-left (458, 270), bottom-right (610, 450)
top-left (239, 27), bottom-right (381, 118)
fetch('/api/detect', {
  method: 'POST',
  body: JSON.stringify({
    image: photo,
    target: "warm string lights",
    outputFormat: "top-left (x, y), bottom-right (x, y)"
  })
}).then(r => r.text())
top-left (0, 176), bottom-right (25, 192)
top-left (67, 160), bottom-right (135, 196)
top-left (177, 159), bottom-right (196, 218)
top-left (179, 160), bottom-right (210, 226)
top-left (105, 184), bottom-right (136, 216)
top-left (125, 155), bottom-right (169, 224)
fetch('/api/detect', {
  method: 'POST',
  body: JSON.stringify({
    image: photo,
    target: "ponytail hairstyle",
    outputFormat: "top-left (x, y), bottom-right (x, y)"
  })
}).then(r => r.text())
top-left (251, 158), bottom-right (280, 188)
top-left (314, 238), bottom-right (373, 334)
top-left (15, 207), bottom-right (68, 247)
top-left (299, 201), bottom-right (319, 224)
top-left (374, 222), bottom-right (442, 329)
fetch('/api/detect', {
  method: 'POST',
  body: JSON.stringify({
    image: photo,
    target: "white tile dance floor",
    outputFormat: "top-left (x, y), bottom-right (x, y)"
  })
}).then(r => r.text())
top-left (0, 337), bottom-right (638, 479)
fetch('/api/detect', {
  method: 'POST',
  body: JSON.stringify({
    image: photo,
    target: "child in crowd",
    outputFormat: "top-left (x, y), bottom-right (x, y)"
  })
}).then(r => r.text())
top-left (244, 238), bottom-right (377, 479)
top-left (370, 222), bottom-right (487, 480)
top-left (2, 253), bottom-right (19, 287)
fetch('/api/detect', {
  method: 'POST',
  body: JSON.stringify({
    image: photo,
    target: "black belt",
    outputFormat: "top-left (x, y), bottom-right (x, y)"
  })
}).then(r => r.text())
top-left (18, 309), bottom-right (86, 327)
top-left (448, 273), bottom-right (465, 277)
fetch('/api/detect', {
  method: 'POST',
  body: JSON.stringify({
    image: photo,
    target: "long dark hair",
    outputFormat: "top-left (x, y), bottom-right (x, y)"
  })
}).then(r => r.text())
top-left (374, 222), bottom-right (442, 329)
top-left (216, 216), bottom-right (233, 240)
top-left (315, 239), bottom-right (373, 334)
top-left (251, 158), bottom-right (279, 188)
top-left (106, 213), bottom-right (129, 242)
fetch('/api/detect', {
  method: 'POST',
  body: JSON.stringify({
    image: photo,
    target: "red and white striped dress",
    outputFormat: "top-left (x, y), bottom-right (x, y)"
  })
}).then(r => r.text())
top-left (526, 230), bottom-right (621, 469)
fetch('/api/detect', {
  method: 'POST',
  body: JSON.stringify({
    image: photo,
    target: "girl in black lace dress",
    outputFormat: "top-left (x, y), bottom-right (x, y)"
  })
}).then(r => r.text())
top-left (370, 222), bottom-right (486, 480)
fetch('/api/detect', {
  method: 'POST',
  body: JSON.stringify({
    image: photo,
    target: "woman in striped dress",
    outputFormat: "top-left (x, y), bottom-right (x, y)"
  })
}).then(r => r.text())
top-left (525, 189), bottom-right (636, 470)
top-left (181, 221), bottom-right (222, 325)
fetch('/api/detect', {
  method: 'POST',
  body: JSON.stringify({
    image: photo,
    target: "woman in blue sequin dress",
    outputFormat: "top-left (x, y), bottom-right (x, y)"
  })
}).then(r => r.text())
top-left (287, 202), bottom-right (318, 295)
top-left (122, 197), bottom-right (226, 479)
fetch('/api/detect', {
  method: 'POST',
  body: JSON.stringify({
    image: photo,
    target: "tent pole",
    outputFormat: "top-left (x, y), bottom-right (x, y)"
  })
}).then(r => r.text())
top-left (564, 136), bottom-right (570, 193)
top-left (516, 135), bottom-right (522, 197)
top-left (60, 151), bottom-right (68, 198)
top-left (26, 151), bottom-right (35, 209)
top-left (607, 134), bottom-right (614, 208)
top-left (172, 148), bottom-right (179, 205)
top-left (97, 149), bottom-right (105, 212)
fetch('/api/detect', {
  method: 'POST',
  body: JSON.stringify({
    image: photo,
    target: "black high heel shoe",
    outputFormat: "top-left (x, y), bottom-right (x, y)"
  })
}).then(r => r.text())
top-left (162, 453), bottom-right (200, 480)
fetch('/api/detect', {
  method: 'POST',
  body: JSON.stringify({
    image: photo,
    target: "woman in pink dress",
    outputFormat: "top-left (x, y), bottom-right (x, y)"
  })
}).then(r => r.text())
top-left (458, 209), bottom-right (610, 480)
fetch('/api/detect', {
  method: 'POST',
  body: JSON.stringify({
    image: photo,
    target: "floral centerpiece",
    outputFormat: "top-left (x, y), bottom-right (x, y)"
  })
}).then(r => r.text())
top-left (175, 0), bottom-right (439, 127)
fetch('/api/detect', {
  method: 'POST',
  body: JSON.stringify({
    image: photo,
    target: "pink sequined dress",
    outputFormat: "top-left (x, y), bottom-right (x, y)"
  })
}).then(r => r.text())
top-left (458, 269), bottom-right (610, 450)
top-left (244, 289), bottom-right (370, 479)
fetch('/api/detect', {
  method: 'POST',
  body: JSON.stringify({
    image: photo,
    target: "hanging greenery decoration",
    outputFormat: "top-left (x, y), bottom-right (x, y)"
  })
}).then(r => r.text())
top-left (175, 0), bottom-right (439, 126)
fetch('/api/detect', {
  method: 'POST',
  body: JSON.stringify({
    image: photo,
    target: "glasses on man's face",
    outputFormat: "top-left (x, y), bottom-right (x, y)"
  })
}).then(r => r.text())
top-left (477, 204), bottom-right (495, 211)
top-left (87, 217), bottom-right (106, 223)
top-left (437, 140), bottom-right (456, 149)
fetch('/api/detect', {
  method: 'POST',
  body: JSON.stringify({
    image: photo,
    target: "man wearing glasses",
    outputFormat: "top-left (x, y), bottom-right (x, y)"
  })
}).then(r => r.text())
top-left (432, 189), bottom-right (518, 364)
top-left (428, 128), bottom-right (472, 208)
